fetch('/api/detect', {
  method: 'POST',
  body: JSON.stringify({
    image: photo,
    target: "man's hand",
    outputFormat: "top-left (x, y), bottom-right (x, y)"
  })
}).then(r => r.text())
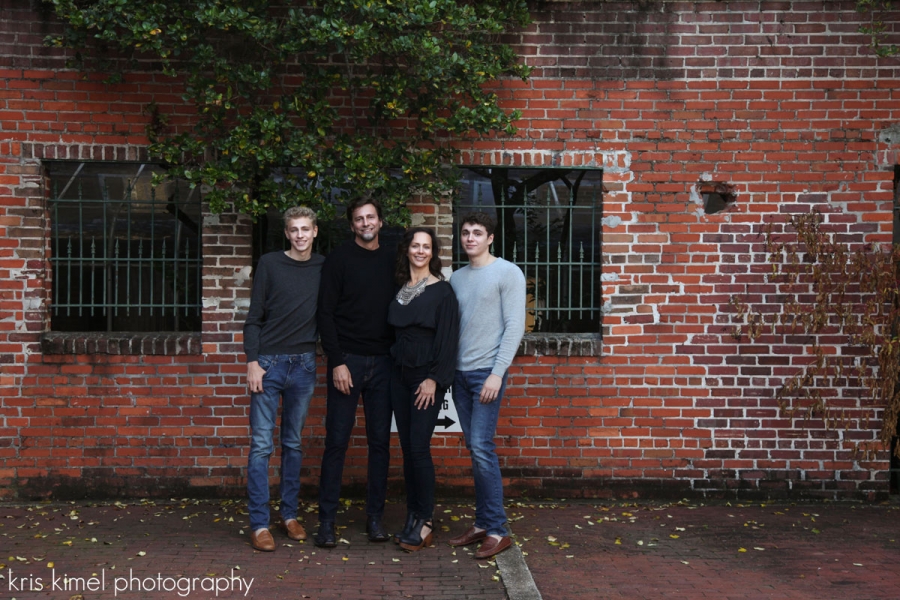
top-left (247, 361), bottom-right (266, 394)
top-left (332, 364), bottom-right (354, 395)
top-left (414, 378), bottom-right (437, 410)
top-left (478, 374), bottom-right (503, 404)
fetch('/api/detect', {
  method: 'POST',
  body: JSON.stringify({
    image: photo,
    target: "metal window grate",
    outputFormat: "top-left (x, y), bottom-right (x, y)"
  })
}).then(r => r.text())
top-left (48, 162), bottom-right (202, 332)
top-left (453, 167), bottom-right (603, 334)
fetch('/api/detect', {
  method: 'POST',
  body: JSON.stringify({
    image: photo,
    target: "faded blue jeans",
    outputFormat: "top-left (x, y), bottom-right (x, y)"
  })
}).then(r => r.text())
top-left (453, 368), bottom-right (508, 537)
top-left (248, 352), bottom-right (317, 531)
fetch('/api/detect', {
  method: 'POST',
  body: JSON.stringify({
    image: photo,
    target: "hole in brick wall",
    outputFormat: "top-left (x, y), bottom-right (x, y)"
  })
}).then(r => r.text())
top-left (697, 181), bottom-right (736, 215)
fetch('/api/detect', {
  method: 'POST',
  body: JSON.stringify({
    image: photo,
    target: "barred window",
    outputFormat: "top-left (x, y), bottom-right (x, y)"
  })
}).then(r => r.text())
top-left (453, 167), bottom-right (603, 334)
top-left (47, 162), bottom-right (202, 332)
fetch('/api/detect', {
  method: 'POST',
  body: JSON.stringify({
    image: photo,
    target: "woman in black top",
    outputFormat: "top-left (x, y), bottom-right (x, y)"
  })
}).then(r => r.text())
top-left (388, 227), bottom-right (459, 552)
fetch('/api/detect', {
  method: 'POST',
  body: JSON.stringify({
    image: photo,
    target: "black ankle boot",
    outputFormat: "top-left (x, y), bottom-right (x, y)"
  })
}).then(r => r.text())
top-left (399, 518), bottom-right (433, 552)
top-left (393, 513), bottom-right (417, 545)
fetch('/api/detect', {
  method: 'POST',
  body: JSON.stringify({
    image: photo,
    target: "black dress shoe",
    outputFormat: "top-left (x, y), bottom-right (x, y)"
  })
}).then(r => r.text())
top-left (393, 513), bottom-right (417, 545)
top-left (314, 521), bottom-right (336, 548)
top-left (366, 516), bottom-right (389, 542)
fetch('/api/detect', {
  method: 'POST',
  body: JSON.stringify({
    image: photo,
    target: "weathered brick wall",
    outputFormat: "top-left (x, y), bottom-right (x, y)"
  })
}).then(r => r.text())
top-left (1, 1), bottom-right (898, 500)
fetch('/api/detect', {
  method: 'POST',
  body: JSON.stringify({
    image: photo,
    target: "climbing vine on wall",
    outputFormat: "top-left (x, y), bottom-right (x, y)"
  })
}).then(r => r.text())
top-left (731, 210), bottom-right (900, 461)
top-left (857, 0), bottom-right (900, 57)
top-left (46, 0), bottom-right (531, 222)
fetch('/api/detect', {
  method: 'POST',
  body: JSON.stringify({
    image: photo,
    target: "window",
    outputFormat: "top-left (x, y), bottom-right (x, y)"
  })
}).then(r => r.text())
top-left (47, 162), bottom-right (202, 332)
top-left (453, 167), bottom-right (603, 334)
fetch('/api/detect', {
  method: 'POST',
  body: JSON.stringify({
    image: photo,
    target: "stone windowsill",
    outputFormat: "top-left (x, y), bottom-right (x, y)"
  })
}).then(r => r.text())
top-left (41, 332), bottom-right (202, 355)
top-left (518, 333), bottom-right (601, 357)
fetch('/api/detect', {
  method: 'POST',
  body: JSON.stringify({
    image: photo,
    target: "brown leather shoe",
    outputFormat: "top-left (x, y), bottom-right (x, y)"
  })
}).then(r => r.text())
top-left (250, 528), bottom-right (275, 552)
top-left (281, 518), bottom-right (307, 541)
top-left (448, 526), bottom-right (487, 547)
top-left (474, 535), bottom-right (511, 559)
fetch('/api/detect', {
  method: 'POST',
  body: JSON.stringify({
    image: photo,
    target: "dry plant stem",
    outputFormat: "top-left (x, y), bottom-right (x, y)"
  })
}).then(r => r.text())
top-left (731, 210), bottom-right (900, 461)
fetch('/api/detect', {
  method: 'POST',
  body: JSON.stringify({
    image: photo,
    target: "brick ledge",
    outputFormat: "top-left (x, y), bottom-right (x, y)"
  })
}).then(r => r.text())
top-left (518, 333), bottom-right (601, 357)
top-left (41, 332), bottom-right (202, 355)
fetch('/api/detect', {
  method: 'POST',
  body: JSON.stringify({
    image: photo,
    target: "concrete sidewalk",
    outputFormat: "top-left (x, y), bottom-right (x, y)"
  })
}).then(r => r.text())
top-left (1, 498), bottom-right (897, 599)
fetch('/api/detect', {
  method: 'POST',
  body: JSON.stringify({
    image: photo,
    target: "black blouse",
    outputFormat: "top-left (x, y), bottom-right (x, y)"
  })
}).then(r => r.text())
top-left (387, 280), bottom-right (460, 390)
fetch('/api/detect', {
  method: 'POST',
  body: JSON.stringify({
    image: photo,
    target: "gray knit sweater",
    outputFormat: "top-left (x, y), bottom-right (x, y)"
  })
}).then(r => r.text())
top-left (450, 257), bottom-right (526, 376)
top-left (243, 251), bottom-right (324, 362)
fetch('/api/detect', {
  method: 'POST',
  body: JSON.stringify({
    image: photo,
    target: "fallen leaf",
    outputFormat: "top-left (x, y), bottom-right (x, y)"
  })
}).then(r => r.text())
top-left (136, 551), bottom-right (146, 557)
top-left (670, 535), bottom-right (679, 539)
top-left (738, 548), bottom-right (747, 553)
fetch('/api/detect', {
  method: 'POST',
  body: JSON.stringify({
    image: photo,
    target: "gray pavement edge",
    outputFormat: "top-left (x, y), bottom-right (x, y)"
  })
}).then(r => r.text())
top-left (496, 538), bottom-right (543, 600)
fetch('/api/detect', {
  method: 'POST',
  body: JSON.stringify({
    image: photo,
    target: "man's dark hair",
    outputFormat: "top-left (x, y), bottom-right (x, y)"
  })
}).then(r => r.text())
top-left (394, 227), bottom-right (444, 285)
top-left (345, 193), bottom-right (384, 224)
top-left (460, 211), bottom-right (496, 237)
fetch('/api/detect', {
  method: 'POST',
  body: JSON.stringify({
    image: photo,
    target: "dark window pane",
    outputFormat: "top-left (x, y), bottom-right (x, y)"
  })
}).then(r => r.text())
top-left (47, 162), bottom-right (202, 332)
top-left (453, 167), bottom-right (603, 334)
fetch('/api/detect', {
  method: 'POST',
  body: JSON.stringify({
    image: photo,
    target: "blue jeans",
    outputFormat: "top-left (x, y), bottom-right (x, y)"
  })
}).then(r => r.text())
top-left (391, 364), bottom-right (442, 521)
top-left (453, 368), bottom-right (508, 537)
top-left (247, 352), bottom-right (317, 531)
top-left (318, 353), bottom-right (393, 523)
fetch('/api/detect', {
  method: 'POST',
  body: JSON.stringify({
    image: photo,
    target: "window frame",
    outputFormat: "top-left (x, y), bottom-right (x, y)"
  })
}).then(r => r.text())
top-left (44, 160), bottom-right (203, 336)
top-left (452, 166), bottom-right (604, 341)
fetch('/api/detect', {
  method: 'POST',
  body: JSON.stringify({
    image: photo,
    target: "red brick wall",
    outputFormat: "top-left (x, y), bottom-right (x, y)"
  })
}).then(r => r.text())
top-left (1, 1), bottom-right (899, 501)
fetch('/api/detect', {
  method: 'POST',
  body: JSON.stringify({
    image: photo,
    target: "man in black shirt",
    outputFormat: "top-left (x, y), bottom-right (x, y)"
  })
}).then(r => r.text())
top-left (244, 206), bottom-right (324, 552)
top-left (314, 195), bottom-right (396, 547)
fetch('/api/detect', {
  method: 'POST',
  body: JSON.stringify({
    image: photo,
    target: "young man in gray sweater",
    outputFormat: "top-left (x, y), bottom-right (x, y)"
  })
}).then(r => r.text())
top-left (448, 211), bottom-right (526, 559)
top-left (243, 206), bottom-right (324, 552)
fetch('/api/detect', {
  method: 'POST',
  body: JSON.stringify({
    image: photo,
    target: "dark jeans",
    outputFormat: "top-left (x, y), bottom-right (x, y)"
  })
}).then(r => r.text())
top-left (317, 353), bottom-right (392, 523)
top-left (390, 364), bottom-right (442, 521)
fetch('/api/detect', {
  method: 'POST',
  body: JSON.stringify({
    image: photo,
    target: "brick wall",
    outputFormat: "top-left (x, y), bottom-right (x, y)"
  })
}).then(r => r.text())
top-left (1, 1), bottom-right (898, 501)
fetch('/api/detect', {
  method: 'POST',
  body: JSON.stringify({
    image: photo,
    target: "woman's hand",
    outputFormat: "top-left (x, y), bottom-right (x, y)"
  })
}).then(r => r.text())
top-left (414, 378), bottom-right (437, 409)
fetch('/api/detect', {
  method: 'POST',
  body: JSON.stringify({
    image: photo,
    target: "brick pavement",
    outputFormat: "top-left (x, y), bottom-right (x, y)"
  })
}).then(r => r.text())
top-left (507, 499), bottom-right (900, 600)
top-left (3, 498), bottom-right (899, 600)
top-left (0, 500), bottom-right (505, 600)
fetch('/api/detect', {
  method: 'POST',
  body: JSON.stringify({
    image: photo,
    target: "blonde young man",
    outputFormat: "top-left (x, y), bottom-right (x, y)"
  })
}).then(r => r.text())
top-left (243, 206), bottom-right (324, 552)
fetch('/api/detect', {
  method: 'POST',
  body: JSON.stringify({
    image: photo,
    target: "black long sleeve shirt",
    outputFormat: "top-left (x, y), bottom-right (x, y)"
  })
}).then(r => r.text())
top-left (387, 281), bottom-right (460, 390)
top-left (243, 251), bottom-right (324, 362)
top-left (317, 240), bottom-right (396, 366)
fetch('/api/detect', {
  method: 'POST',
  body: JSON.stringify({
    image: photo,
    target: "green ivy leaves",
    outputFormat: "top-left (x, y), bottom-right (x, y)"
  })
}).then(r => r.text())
top-left (46, 0), bottom-right (531, 223)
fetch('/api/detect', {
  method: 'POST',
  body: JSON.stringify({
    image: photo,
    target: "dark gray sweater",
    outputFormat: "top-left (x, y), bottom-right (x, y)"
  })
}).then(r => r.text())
top-left (243, 251), bottom-right (325, 362)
